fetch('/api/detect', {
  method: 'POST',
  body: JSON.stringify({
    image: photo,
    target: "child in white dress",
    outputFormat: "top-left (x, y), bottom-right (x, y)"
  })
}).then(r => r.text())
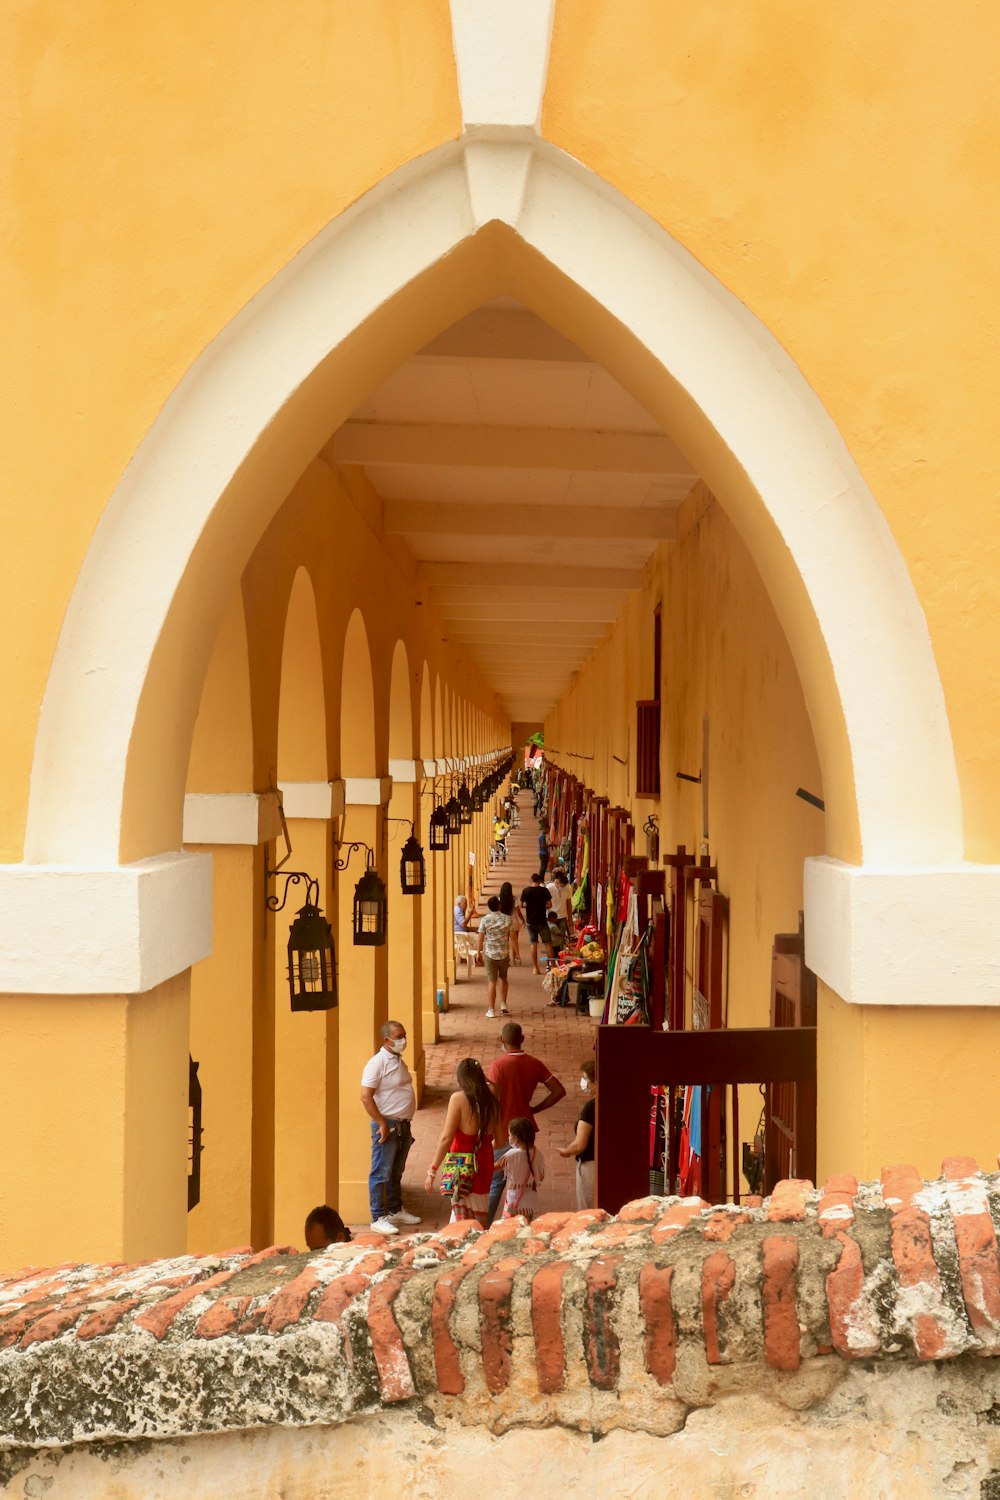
top-left (501, 1116), bottom-right (546, 1222)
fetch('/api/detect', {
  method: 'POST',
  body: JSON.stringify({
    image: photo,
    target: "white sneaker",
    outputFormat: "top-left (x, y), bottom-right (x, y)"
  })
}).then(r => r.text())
top-left (370, 1216), bottom-right (400, 1235)
top-left (388, 1208), bottom-right (421, 1226)
top-left (485, 1008), bottom-right (496, 1019)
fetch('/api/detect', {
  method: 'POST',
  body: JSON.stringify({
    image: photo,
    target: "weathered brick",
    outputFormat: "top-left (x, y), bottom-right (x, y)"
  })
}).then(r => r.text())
top-left (702, 1249), bottom-right (736, 1364)
top-left (551, 1209), bottom-right (611, 1253)
top-left (261, 1266), bottom-right (322, 1335)
top-left (889, 1205), bottom-right (950, 1359)
top-left (195, 1297), bottom-right (252, 1339)
top-left (588, 1220), bottom-right (648, 1250)
top-left (766, 1179), bottom-right (813, 1223)
top-left (651, 1198), bottom-right (709, 1244)
top-left (531, 1259), bottom-right (570, 1394)
top-left (75, 1299), bottom-right (141, 1342)
top-left (367, 1270), bottom-right (416, 1403)
top-left (584, 1255), bottom-right (621, 1389)
top-left (761, 1235), bottom-right (800, 1371)
top-left (19, 1306), bottom-right (85, 1348)
top-left (133, 1268), bottom-right (241, 1341)
top-left (432, 1264), bottom-right (475, 1395)
top-left (478, 1255), bottom-right (524, 1394)
top-left (702, 1210), bottom-right (749, 1243)
top-left (528, 1212), bottom-right (572, 1236)
top-left (826, 1233), bottom-right (879, 1358)
top-left (941, 1166), bottom-right (1000, 1351)
top-left (880, 1163), bottom-right (923, 1211)
top-left (817, 1175), bottom-right (858, 1236)
top-left (617, 1198), bottom-right (661, 1223)
top-left (639, 1263), bottom-right (675, 1384)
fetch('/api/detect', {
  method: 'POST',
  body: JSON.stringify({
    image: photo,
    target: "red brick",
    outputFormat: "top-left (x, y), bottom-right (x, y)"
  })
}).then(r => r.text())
top-left (551, 1209), bottom-right (611, 1253)
top-left (531, 1259), bottom-right (570, 1394)
top-left (432, 1264), bottom-right (476, 1395)
top-left (618, 1199), bottom-right (661, 1223)
top-left (19, 1306), bottom-right (85, 1348)
top-left (702, 1249), bottom-right (736, 1364)
top-left (826, 1233), bottom-right (879, 1359)
top-left (942, 1156), bottom-right (981, 1180)
top-left (313, 1270), bottom-right (376, 1329)
top-left (0, 1305), bottom-right (58, 1351)
top-left (761, 1235), bottom-right (800, 1371)
top-left (528, 1213), bottom-right (572, 1235)
top-left (817, 1175), bottom-right (858, 1236)
top-left (479, 1220), bottom-right (524, 1248)
top-left (75, 1299), bottom-right (141, 1342)
top-left (639, 1263), bottom-right (675, 1384)
top-left (584, 1255), bottom-right (621, 1389)
top-left (942, 1171), bottom-right (1000, 1351)
top-left (651, 1199), bottom-right (709, 1244)
top-left (766, 1179), bottom-right (813, 1223)
top-left (588, 1220), bottom-right (648, 1249)
top-left (880, 1164), bottom-right (923, 1211)
top-left (261, 1266), bottom-right (322, 1334)
top-left (133, 1268), bottom-right (240, 1341)
top-left (398, 1243), bottom-right (447, 1269)
top-left (367, 1270), bottom-right (415, 1403)
top-left (195, 1297), bottom-right (252, 1339)
top-left (348, 1233), bottom-right (394, 1250)
top-left (889, 1205), bottom-right (949, 1360)
top-left (434, 1221), bottom-right (483, 1243)
top-left (702, 1210), bottom-right (749, 1243)
top-left (743, 1195), bottom-right (763, 1209)
top-left (478, 1255), bottom-right (524, 1394)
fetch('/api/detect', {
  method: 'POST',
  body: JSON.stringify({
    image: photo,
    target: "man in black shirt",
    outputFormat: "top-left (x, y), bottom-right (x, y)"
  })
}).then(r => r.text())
top-left (520, 872), bottom-right (558, 974)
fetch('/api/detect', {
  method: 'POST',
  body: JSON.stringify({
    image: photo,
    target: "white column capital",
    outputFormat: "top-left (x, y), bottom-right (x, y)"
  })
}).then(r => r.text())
top-left (343, 777), bottom-right (393, 808)
top-left (183, 791), bottom-right (281, 847)
top-left (388, 759), bottom-right (420, 784)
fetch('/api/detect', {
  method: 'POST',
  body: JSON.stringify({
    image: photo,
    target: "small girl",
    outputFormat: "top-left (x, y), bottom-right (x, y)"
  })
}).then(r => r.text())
top-left (501, 1116), bottom-right (545, 1222)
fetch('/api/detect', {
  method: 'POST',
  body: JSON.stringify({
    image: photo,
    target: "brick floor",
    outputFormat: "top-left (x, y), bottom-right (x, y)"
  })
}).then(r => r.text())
top-left (351, 792), bottom-right (597, 1234)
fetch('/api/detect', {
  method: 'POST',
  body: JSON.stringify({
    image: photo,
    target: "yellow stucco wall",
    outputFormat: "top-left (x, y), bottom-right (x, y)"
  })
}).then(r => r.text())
top-left (0, 0), bottom-right (461, 862)
top-left (544, 0), bottom-right (1000, 859)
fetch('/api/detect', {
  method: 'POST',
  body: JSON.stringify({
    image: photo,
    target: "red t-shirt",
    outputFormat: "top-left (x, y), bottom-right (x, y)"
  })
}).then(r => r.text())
top-left (487, 1051), bottom-right (553, 1136)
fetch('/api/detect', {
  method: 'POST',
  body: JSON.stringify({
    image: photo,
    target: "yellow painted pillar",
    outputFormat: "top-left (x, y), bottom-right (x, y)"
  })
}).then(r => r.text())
top-left (0, 977), bottom-right (189, 1271)
top-left (187, 843), bottom-right (258, 1255)
top-left (272, 817), bottom-right (333, 1247)
top-left (420, 771), bottom-right (442, 1053)
top-left (387, 778), bottom-right (424, 1094)
top-left (337, 801), bottom-right (389, 1224)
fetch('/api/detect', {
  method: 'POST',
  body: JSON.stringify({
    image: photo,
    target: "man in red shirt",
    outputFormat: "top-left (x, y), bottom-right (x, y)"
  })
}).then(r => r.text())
top-left (486, 1021), bottom-right (566, 1224)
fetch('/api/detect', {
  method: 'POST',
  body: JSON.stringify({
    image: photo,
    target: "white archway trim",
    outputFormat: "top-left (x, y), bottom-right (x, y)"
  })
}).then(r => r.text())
top-left (278, 781), bottom-right (346, 822)
top-left (450, 0), bottom-right (555, 133)
top-left (806, 857), bottom-right (1000, 1006)
top-left (0, 852), bottom-right (211, 995)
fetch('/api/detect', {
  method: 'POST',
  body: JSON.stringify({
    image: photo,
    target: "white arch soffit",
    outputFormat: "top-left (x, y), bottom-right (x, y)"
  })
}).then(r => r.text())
top-left (25, 150), bottom-right (960, 870)
top-left (19, 0), bottom-right (984, 1007)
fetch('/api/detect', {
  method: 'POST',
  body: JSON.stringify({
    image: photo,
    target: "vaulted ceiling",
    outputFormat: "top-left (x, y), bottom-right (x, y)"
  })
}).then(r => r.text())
top-left (334, 299), bottom-right (698, 721)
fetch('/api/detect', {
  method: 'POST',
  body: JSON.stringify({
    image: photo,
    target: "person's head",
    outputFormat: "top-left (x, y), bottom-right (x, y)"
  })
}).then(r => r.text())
top-left (530, 872), bottom-right (542, 885)
top-left (456, 1056), bottom-right (497, 1132)
top-left (498, 881), bottom-right (514, 914)
top-left (501, 1020), bottom-right (523, 1051)
top-left (580, 1057), bottom-right (597, 1093)
top-left (508, 1116), bottom-right (537, 1152)
top-left (304, 1204), bottom-right (351, 1250)
top-left (487, 895), bottom-right (500, 912)
top-left (381, 1019), bottom-right (407, 1054)
top-left (456, 895), bottom-right (467, 911)
top-left (554, 870), bottom-right (568, 886)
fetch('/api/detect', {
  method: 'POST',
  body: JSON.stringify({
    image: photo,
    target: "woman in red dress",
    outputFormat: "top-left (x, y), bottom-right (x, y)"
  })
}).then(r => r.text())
top-left (424, 1057), bottom-right (498, 1225)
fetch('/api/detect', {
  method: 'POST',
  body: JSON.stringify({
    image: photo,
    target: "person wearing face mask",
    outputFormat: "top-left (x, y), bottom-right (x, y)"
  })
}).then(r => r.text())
top-left (484, 1021), bottom-right (565, 1225)
top-left (557, 1057), bottom-right (597, 1209)
top-left (360, 1020), bottom-right (421, 1235)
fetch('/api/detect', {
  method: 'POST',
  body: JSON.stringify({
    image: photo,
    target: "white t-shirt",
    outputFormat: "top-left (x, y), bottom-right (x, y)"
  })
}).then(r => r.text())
top-left (361, 1047), bottom-right (416, 1120)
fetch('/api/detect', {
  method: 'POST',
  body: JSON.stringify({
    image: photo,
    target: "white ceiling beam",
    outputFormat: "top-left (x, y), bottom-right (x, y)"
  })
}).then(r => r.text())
top-left (385, 500), bottom-right (677, 540)
top-left (434, 600), bottom-right (622, 621)
top-left (417, 308), bottom-right (589, 363)
top-left (330, 422), bottom-right (691, 474)
top-left (426, 564), bottom-right (640, 591)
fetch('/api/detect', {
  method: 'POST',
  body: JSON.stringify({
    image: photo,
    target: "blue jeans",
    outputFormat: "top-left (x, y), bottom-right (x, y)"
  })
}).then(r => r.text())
top-left (369, 1117), bottom-right (413, 1220)
top-left (486, 1142), bottom-right (512, 1226)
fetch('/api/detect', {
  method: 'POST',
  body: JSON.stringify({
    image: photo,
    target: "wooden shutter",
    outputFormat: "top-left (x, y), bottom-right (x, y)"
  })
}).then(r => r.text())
top-left (635, 699), bottom-right (661, 796)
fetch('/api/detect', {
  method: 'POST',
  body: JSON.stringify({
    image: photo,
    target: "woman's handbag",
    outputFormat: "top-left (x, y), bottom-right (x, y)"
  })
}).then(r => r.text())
top-left (438, 1147), bottom-right (478, 1200)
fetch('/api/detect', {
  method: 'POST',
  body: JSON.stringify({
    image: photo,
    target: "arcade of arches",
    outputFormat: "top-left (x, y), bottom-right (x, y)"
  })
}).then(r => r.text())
top-left (3, 0), bottom-right (1000, 1277)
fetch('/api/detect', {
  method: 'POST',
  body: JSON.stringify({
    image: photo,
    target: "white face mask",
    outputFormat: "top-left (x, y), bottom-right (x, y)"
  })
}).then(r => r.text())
top-left (580, 1077), bottom-right (589, 1091)
top-left (390, 1038), bottom-right (407, 1055)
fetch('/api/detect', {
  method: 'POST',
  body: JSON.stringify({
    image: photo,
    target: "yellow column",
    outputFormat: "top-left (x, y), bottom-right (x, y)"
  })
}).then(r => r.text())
top-left (0, 977), bottom-right (189, 1270)
top-left (388, 779), bottom-right (424, 1094)
top-left (421, 772), bottom-right (442, 1051)
top-left (337, 802), bottom-right (389, 1224)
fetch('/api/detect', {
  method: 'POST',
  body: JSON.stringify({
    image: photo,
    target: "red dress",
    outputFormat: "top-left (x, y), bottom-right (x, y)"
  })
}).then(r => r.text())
top-left (448, 1125), bottom-right (494, 1225)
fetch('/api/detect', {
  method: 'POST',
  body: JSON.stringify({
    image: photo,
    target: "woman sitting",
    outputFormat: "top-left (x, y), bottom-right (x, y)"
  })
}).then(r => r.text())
top-left (425, 1057), bottom-right (498, 1226)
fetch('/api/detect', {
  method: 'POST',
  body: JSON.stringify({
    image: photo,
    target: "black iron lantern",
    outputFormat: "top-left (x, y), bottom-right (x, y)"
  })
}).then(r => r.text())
top-left (287, 894), bottom-right (338, 1008)
top-left (458, 781), bottom-right (473, 825)
top-left (399, 833), bottom-right (426, 895)
top-left (471, 780), bottom-right (486, 812)
top-left (444, 793), bottom-right (462, 835)
top-left (429, 803), bottom-right (450, 851)
top-left (353, 864), bottom-right (388, 946)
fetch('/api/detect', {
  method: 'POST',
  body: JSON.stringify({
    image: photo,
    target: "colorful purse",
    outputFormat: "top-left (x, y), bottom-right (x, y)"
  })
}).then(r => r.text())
top-left (438, 1151), bottom-right (477, 1199)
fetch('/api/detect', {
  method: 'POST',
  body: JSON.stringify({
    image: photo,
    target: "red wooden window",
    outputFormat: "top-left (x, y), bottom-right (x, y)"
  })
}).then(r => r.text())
top-left (635, 700), bottom-right (661, 796)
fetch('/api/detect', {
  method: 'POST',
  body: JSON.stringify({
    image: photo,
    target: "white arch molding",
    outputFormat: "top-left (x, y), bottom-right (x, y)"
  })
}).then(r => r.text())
top-left (11, 1), bottom-right (993, 1004)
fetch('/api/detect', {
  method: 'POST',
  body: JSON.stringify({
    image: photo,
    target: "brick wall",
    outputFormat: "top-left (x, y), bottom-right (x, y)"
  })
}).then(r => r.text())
top-left (3, 1160), bottom-right (1000, 1456)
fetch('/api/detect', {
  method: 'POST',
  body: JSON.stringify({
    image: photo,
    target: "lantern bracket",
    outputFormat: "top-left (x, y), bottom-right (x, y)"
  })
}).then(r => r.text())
top-left (265, 866), bottom-right (320, 914)
top-left (382, 817), bottom-right (415, 845)
top-left (334, 840), bottom-right (374, 873)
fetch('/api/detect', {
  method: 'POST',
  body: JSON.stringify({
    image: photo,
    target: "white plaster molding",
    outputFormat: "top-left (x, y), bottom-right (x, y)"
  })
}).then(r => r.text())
top-left (421, 760), bottom-right (439, 780)
top-left (435, 759), bottom-right (452, 776)
top-left (0, 852), bottom-right (212, 995)
top-left (278, 781), bottom-right (346, 821)
top-left (388, 760), bottom-right (420, 784)
top-left (183, 792), bottom-right (281, 847)
top-left (25, 132), bottom-right (962, 880)
top-left (344, 777), bottom-right (393, 807)
top-left (450, 0), bottom-right (556, 132)
top-left (805, 857), bottom-right (1000, 1006)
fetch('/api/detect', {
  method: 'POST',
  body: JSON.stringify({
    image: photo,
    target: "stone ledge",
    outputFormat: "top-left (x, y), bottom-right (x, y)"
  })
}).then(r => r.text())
top-left (3, 1162), bottom-right (1000, 1448)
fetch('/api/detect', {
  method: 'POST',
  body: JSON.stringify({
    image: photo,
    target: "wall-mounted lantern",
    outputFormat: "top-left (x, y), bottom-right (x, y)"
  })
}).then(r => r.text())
top-left (335, 841), bottom-right (388, 946)
top-left (458, 781), bottom-right (473, 825)
top-left (385, 817), bottom-right (427, 896)
top-left (266, 797), bottom-right (338, 1011)
top-left (444, 792), bottom-right (463, 836)
top-left (429, 803), bottom-right (450, 852)
top-left (471, 780), bottom-right (486, 812)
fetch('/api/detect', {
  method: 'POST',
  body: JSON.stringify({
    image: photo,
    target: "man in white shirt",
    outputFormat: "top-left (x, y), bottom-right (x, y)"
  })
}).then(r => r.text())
top-left (360, 1020), bottom-right (421, 1235)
